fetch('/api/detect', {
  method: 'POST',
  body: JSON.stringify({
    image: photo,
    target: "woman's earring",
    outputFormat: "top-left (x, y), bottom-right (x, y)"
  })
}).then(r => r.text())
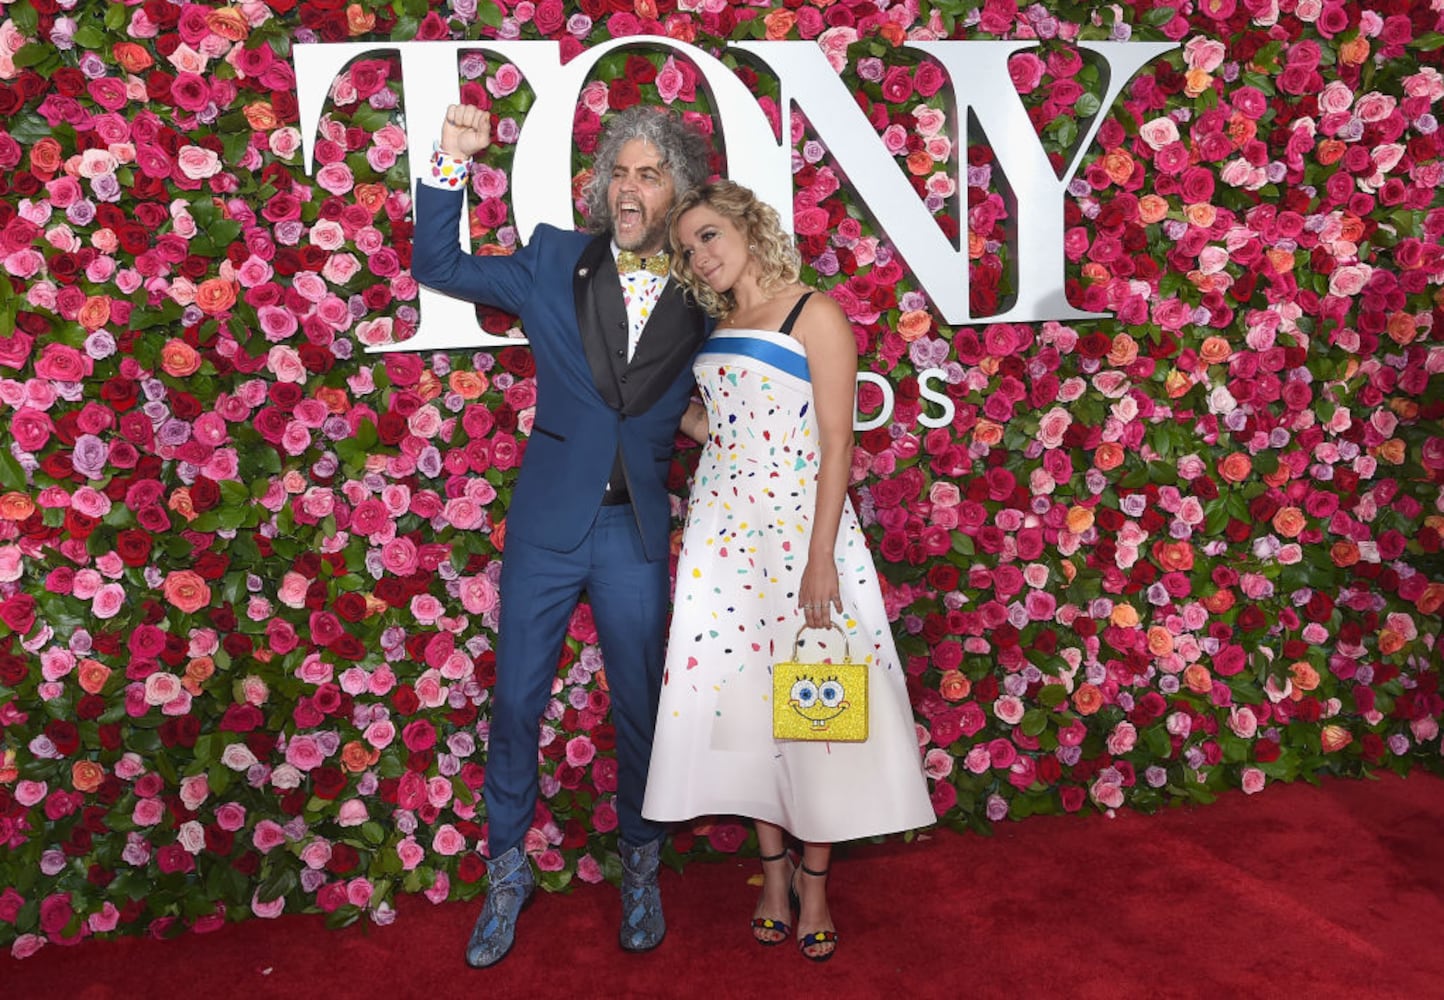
top-left (748, 244), bottom-right (757, 252)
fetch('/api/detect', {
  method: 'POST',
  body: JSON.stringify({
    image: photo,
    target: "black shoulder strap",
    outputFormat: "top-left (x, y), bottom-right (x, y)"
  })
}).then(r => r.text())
top-left (776, 292), bottom-right (813, 337)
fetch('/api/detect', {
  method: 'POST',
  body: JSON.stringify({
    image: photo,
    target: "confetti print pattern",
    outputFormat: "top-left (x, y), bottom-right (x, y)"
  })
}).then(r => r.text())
top-left (643, 329), bottom-right (934, 843)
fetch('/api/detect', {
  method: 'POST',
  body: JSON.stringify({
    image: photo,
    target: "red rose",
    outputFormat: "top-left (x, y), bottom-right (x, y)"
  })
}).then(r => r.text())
top-left (311, 766), bottom-right (348, 800)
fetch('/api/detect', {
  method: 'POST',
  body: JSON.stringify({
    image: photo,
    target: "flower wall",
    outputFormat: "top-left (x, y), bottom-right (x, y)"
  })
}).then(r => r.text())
top-left (1, 0), bottom-right (1443, 957)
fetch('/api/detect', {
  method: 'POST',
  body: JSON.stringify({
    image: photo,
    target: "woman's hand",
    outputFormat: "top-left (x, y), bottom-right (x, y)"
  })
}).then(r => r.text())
top-left (797, 559), bottom-right (841, 631)
top-left (441, 104), bottom-right (490, 159)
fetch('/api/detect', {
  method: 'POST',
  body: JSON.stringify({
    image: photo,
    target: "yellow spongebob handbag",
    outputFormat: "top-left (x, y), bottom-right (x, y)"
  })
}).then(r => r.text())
top-left (772, 622), bottom-right (869, 742)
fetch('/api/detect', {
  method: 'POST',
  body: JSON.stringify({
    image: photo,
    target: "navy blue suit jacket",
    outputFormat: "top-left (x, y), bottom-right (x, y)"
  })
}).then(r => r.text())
top-left (411, 183), bottom-right (709, 561)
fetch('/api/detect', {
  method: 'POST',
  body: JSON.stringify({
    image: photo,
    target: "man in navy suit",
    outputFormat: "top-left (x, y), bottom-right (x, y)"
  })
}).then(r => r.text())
top-left (411, 103), bottom-right (712, 967)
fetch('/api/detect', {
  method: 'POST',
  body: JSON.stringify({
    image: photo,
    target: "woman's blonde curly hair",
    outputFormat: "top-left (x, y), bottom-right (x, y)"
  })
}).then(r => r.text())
top-left (667, 180), bottom-right (801, 319)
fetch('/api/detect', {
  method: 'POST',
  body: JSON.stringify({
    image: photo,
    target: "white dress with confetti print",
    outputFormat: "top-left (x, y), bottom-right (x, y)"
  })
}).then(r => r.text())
top-left (643, 326), bottom-right (934, 843)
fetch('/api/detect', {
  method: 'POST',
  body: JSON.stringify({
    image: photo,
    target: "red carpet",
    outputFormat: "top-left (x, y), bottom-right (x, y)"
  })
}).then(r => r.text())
top-left (5, 771), bottom-right (1442, 999)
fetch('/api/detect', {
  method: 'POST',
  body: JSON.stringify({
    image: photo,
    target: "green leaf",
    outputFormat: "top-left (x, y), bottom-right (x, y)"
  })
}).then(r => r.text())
top-left (1412, 32), bottom-right (1444, 52)
top-left (477, 1), bottom-right (504, 27)
top-left (9, 0), bottom-right (38, 35)
top-left (0, 447), bottom-right (26, 490)
top-left (71, 23), bottom-right (107, 48)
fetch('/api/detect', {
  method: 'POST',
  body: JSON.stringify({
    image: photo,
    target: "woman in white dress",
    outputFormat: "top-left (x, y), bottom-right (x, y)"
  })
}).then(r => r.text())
top-left (642, 180), bottom-right (934, 961)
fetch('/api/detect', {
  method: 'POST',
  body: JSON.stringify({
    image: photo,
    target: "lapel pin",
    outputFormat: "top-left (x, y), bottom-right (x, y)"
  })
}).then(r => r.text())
top-left (578, 267), bottom-right (589, 277)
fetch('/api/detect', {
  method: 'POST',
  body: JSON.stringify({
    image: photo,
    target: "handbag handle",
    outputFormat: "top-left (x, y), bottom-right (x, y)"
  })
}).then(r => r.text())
top-left (789, 622), bottom-right (851, 662)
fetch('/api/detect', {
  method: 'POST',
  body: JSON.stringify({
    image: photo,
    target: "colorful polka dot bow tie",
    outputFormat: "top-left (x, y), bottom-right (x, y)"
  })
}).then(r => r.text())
top-left (616, 250), bottom-right (670, 276)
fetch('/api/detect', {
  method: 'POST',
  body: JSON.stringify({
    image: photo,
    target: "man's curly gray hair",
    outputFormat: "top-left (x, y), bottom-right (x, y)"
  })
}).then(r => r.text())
top-left (582, 105), bottom-right (713, 234)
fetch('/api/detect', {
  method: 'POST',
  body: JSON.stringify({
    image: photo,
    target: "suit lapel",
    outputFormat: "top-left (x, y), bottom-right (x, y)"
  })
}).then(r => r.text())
top-left (573, 237), bottom-right (626, 410)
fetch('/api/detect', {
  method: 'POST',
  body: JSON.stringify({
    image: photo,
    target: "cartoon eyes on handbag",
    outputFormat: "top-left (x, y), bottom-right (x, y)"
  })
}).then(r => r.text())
top-left (788, 674), bottom-right (850, 729)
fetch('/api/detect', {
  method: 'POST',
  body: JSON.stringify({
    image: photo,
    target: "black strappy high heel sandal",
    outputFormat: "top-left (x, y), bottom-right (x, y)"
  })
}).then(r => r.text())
top-left (750, 851), bottom-right (794, 946)
top-left (791, 862), bottom-right (838, 963)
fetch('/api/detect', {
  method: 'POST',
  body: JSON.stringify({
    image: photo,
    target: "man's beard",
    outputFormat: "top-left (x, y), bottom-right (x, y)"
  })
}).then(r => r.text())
top-left (613, 211), bottom-right (668, 254)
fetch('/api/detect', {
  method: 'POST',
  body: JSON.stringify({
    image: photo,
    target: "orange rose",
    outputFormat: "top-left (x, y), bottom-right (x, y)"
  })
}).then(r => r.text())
top-left (1093, 442), bottom-right (1125, 471)
top-left (938, 670), bottom-right (971, 702)
top-left (71, 760), bottom-right (105, 794)
top-left (30, 136), bottom-right (63, 176)
top-left (1066, 505), bottom-right (1095, 534)
top-left (1183, 664), bottom-right (1212, 694)
top-left (1377, 628), bottom-right (1405, 656)
top-left (972, 420), bottom-right (1004, 447)
top-left (1265, 248), bottom-right (1296, 273)
top-left (1289, 661), bottom-right (1319, 692)
top-left (1320, 725), bottom-right (1353, 753)
top-left (1416, 583), bottom-right (1444, 616)
top-left (1316, 139), bottom-right (1347, 165)
top-left (340, 740), bottom-right (378, 773)
top-left (364, 594), bottom-right (390, 618)
top-left (77, 295), bottom-right (112, 332)
top-left (315, 386), bottom-right (351, 414)
top-left (1201, 588), bottom-right (1235, 614)
top-left (159, 338), bottom-right (202, 377)
top-left (1272, 507), bottom-right (1306, 538)
top-left (195, 278), bottom-right (238, 316)
top-left (1164, 370), bottom-right (1192, 399)
top-left (1110, 603), bottom-right (1140, 628)
top-left (1153, 540), bottom-right (1195, 572)
top-left (346, 3), bottom-right (376, 34)
top-left (354, 183), bottom-right (388, 216)
top-left (1184, 202), bottom-right (1217, 228)
top-left (493, 517), bottom-right (507, 552)
top-left (168, 487), bottom-right (197, 522)
top-left (1183, 68), bottom-right (1213, 97)
top-left (1390, 399), bottom-right (1419, 422)
top-left (1107, 333), bottom-right (1138, 367)
top-left (77, 658), bottom-right (111, 695)
top-left (1146, 626), bottom-right (1174, 657)
top-left (1073, 683), bottom-right (1103, 716)
top-left (1101, 150), bottom-right (1134, 185)
top-left (1226, 112), bottom-right (1257, 148)
top-left (417, 370), bottom-right (444, 402)
top-left (1338, 214), bottom-right (1366, 244)
top-left (1329, 541), bottom-right (1360, 568)
top-left (184, 656), bottom-right (216, 693)
top-left (112, 42), bottom-right (154, 74)
top-left (1375, 439), bottom-right (1405, 465)
top-left (897, 310), bottom-right (932, 342)
top-left (1199, 337), bottom-right (1232, 365)
top-left (1262, 466), bottom-right (1291, 488)
top-left (164, 570), bottom-right (212, 614)
top-left (243, 102), bottom-right (281, 131)
top-left (1217, 453), bottom-right (1252, 484)
top-left (905, 149), bottom-right (933, 177)
top-left (1385, 312), bottom-right (1417, 346)
top-left (0, 492), bottom-right (36, 521)
top-left (1059, 561), bottom-right (1077, 583)
top-left (968, 231), bottom-right (987, 260)
top-left (1138, 194), bottom-right (1170, 224)
top-left (1338, 36), bottom-right (1369, 65)
top-left (763, 9), bottom-right (797, 38)
top-left (205, 6), bottom-right (250, 40)
top-left (449, 371), bottom-right (488, 399)
top-left (0, 749), bottom-right (17, 784)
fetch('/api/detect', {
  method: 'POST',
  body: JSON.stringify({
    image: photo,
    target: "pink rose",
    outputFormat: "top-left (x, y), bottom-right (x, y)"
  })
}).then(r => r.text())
top-left (431, 824), bottom-right (466, 856)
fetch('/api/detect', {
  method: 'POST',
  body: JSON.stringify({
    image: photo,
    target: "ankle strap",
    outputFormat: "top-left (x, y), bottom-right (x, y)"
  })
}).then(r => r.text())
top-left (800, 863), bottom-right (829, 877)
top-left (759, 850), bottom-right (790, 863)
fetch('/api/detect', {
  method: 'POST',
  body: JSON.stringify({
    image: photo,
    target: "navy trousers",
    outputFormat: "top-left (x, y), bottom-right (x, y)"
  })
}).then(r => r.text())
top-left (483, 504), bottom-right (669, 856)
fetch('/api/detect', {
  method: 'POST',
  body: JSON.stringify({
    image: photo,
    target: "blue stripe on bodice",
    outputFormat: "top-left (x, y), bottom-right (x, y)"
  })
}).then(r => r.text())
top-left (696, 335), bottom-right (811, 382)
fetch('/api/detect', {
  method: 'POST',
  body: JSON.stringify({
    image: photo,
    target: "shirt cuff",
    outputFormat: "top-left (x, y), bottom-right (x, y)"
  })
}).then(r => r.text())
top-left (421, 142), bottom-right (469, 191)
